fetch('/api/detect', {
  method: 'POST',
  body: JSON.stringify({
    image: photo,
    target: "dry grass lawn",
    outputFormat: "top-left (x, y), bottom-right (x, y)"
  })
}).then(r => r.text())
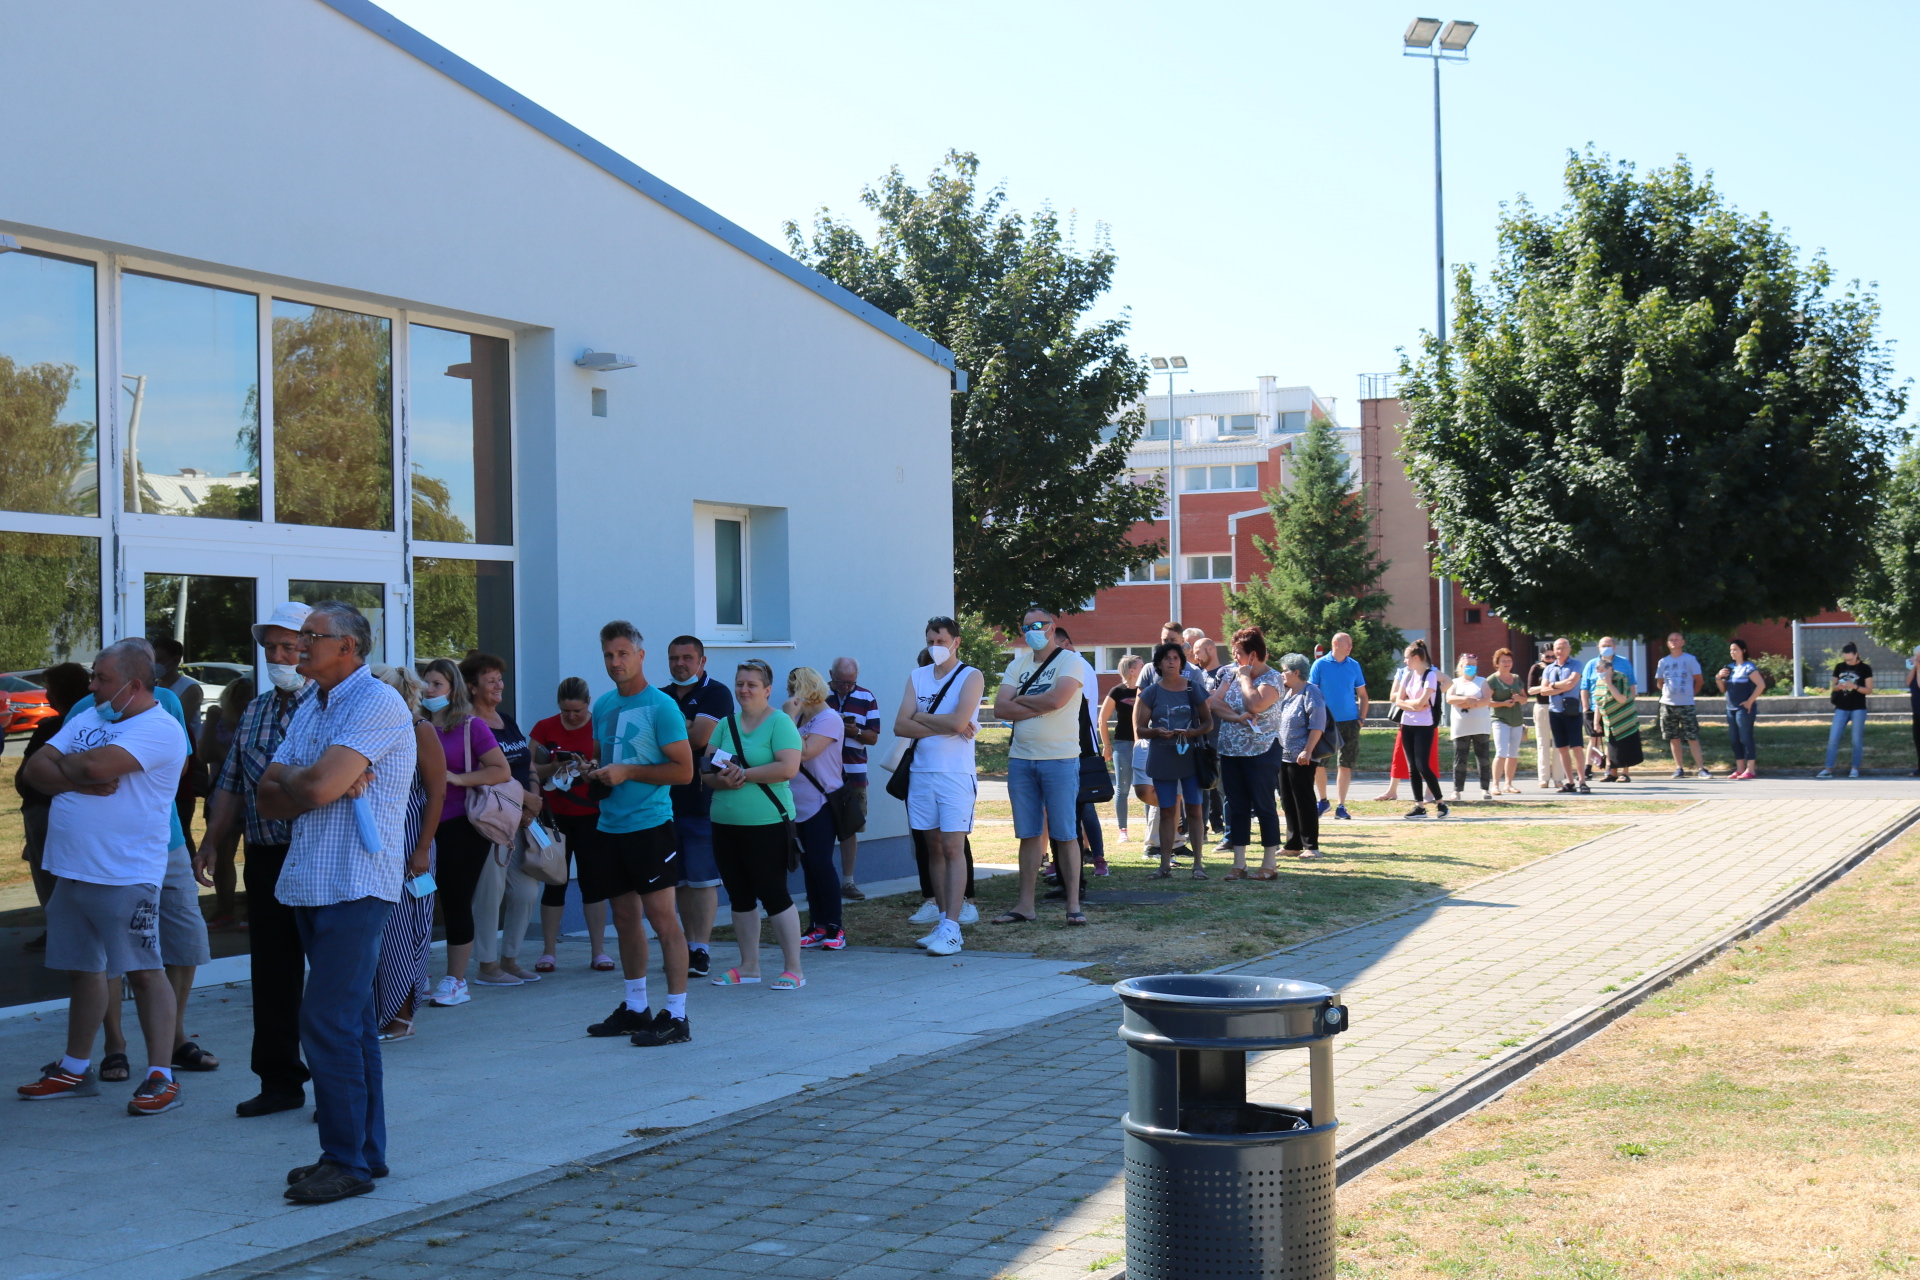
top-left (1334, 828), bottom-right (1920, 1278)
top-left (829, 797), bottom-right (1649, 981)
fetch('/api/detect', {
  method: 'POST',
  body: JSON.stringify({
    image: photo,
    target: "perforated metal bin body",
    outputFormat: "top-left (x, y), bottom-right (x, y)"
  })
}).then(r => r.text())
top-left (1114, 974), bottom-right (1349, 1280)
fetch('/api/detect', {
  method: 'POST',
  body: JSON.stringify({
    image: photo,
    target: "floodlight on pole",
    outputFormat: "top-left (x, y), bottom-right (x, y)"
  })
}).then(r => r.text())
top-left (1403, 16), bottom-right (1480, 709)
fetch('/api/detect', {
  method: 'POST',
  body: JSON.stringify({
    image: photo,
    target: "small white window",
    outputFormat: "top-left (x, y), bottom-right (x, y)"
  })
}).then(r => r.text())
top-left (693, 503), bottom-right (753, 637)
top-left (1279, 411), bottom-right (1306, 432)
top-left (1185, 555), bottom-right (1232, 582)
top-left (1100, 644), bottom-right (1155, 673)
top-left (1227, 414), bottom-right (1258, 434)
top-left (1124, 556), bottom-right (1172, 584)
top-left (1235, 464), bottom-right (1258, 489)
top-left (1181, 466), bottom-right (1208, 492)
top-left (1146, 418), bottom-right (1184, 441)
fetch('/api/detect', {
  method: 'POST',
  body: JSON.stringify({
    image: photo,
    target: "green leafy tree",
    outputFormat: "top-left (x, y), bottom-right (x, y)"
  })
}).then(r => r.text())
top-left (0, 355), bottom-right (95, 516)
top-left (1843, 433), bottom-right (1920, 652)
top-left (0, 531), bottom-right (100, 670)
top-left (787, 151), bottom-right (1162, 629)
top-left (1400, 151), bottom-right (1906, 636)
top-left (271, 306), bottom-right (394, 531)
top-left (1222, 416), bottom-right (1404, 679)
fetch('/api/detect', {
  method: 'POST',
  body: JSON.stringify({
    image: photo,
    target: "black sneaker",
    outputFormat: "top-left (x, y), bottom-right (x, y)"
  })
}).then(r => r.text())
top-left (686, 948), bottom-right (712, 979)
top-left (1576, 781), bottom-right (1592, 794)
top-left (1435, 801), bottom-right (1450, 819)
top-left (284, 1162), bottom-right (375, 1203)
top-left (588, 1003), bottom-right (651, 1037)
top-left (629, 1009), bottom-right (691, 1047)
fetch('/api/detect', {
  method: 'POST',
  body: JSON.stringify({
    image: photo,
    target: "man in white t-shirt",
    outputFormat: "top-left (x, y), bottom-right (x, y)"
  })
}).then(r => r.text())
top-left (993, 607), bottom-right (1091, 927)
top-left (1655, 631), bottom-right (1710, 779)
top-left (893, 616), bottom-right (985, 956)
top-left (17, 640), bottom-right (191, 1115)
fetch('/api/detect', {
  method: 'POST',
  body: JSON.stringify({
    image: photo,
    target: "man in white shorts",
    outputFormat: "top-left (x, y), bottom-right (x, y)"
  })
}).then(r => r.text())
top-left (892, 616), bottom-right (983, 957)
top-left (17, 640), bottom-right (192, 1115)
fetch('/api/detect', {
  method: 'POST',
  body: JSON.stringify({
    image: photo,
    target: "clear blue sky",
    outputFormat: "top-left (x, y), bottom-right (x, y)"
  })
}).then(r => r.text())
top-left (381, 0), bottom-right (1915, 424)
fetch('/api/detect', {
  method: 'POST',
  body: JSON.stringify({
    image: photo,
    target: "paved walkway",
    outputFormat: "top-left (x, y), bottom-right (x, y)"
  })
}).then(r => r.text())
top-left (16, 782), bottom-right (1916, 1280)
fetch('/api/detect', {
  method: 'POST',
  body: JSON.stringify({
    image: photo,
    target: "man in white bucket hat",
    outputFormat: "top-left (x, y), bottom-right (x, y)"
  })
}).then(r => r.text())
top-left (198, 601), bottom-right (315, 1117)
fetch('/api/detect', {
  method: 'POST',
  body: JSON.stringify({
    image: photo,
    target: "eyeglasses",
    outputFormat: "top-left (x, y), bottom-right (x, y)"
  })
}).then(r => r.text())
top-left (297, 629), bottom-right (343, 644)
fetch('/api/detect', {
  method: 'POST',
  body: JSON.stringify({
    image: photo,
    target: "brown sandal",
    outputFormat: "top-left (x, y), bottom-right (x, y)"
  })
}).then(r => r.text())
top-left (1250, 869), bottom-right (1279, 881)
top-left (1224, 868), bottom-right (1249, 880)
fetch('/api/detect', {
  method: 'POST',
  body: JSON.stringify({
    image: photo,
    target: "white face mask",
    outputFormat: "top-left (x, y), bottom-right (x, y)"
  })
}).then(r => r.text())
top-left (267, 663), bottom-right (307, 692)
top-left (927, 645), bottom-right (952, 665)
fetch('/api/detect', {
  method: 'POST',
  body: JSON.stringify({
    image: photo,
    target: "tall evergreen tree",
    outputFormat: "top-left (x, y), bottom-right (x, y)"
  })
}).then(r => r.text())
top-left (1222, 417), bottom-right (1404, 677)
top-left (786, 152), bottom-right (1162, 628)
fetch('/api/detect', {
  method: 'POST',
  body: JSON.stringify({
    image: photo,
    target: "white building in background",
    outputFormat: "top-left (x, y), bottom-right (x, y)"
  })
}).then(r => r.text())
top-left (0, 0), bottom-right (954, 864)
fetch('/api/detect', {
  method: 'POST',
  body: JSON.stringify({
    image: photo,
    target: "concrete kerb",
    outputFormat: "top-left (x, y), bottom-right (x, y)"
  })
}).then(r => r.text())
top-left (1329, 800), bottom-right (1920, 1186)
top-left (192, 988), bottom-right (1121, 1280)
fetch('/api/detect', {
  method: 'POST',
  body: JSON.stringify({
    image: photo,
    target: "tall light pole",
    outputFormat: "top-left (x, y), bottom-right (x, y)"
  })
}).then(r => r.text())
top-left (1148, 356), bottom-right (1188, 623)
top-left (1403, 16), bottom-right (1477, 693)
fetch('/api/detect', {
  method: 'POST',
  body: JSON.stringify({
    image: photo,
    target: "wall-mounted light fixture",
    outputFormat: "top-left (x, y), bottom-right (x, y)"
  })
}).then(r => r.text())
top-left (575, 350), bottom-right (637, 371)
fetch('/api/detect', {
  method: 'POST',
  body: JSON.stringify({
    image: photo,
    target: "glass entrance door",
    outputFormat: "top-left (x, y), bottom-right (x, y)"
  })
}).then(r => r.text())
top-left (120, 542), bottom-right (405, 700)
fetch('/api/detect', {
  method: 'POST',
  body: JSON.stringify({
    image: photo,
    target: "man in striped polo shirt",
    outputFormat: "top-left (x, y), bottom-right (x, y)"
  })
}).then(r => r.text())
top-left (825, 658), bottom-right (882, 900)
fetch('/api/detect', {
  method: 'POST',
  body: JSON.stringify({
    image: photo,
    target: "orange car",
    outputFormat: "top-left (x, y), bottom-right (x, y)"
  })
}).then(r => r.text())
top-left (1, 672), bottom-right (58, 739)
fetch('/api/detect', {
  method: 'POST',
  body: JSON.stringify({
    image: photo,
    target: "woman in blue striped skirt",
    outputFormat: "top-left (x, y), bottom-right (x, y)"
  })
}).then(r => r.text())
top-left (370, 665), bottom-right (448, 1042)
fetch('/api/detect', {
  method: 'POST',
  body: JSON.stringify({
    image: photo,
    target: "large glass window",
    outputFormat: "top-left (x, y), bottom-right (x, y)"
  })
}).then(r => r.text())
top-left (273, 300), bottom-right (393, 531)
top-left (413, 556), bottom-right (515, 706)
top-left (120, 272), bottom-right (260, 520)
top-left (0, 250), bottom-right (98, 517)
top-left (144, 573), bottom-right (256, 670)
top-left (408, 324), bottom-right (511, 545)
top-left (0, 532), bottom-right (100, 671)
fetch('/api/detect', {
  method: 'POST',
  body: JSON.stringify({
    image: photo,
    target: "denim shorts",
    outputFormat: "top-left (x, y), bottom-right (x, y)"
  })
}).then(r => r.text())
top-left (674, 815), bottom-right (723, 890)
top-left (1008, 756), bottom-right (1080, 841)
top-left (1153, 776), bottom-right (1204, 807)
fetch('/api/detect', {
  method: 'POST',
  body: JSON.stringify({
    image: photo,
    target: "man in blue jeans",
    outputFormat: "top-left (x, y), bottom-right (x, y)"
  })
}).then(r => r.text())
top-left (993, 607), bottom-right (1090, 927)
top-left (1818, 643), bottom-right (1874, 778)
top-left (258, 601), bottom-right (416, 1204)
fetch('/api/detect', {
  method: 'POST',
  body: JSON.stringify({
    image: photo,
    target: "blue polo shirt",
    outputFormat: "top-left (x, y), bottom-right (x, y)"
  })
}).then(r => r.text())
top-left (1307, 655), bottom-right (1368, 723)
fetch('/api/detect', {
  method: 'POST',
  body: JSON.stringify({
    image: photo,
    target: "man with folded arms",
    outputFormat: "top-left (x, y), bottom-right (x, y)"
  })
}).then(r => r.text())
top-left (17, 640), bottom-right (191, 1115)
top-left (257, 601), bottom-right (416, 1204)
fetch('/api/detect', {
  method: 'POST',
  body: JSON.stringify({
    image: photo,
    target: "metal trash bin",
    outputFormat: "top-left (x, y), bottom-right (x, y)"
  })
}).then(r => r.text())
top-left (1114, 974), bottom-right (1349, 1279)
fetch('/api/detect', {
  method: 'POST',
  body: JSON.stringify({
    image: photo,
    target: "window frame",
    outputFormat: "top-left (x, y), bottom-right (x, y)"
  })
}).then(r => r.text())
top-left (1184, 553), bottom-right (1233, 583)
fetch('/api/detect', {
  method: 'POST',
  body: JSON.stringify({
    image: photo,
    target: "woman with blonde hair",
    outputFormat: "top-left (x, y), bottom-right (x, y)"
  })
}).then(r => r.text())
top-left (1099, 654), bottom-right (1144, 841)
top-left (785, 666), bottom-right (848, 950)
top-left (418, 657), bottom-right (511, 1008)
top-left (368, 665), bottom-right (447, 1040)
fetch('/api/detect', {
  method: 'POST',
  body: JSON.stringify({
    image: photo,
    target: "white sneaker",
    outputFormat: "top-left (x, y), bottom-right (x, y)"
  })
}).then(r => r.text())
top-left (924, 923), bottom-right (963, 956)
top-left (957, 902), bottom-right (979, 925)
top-left (428, 976), bottom-right (469, 1007)
top-left (1816, 769), bottom-right (1834, 779)
top-left (1849, 768), bottom-right (1860, 779)
top-left (915, 924), bottom-right (947, 950)
top-left (907, 900), bottom-right (940, 925)
top-left (1696, 768), bottom-right (1713, 780)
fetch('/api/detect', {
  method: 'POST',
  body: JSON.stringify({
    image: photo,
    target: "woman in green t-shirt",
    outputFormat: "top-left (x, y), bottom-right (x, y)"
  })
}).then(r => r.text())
top-left (705, 660), bottom-right (806, 989)
top-left (1486, 647), bottom-right (1529, 795)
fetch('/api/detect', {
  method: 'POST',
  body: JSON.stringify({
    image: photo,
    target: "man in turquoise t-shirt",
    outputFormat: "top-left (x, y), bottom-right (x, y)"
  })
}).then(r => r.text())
top-left (70, 643), bottom-right (216, 1073)
top-left (581, 621), bottom-right (695, 1048)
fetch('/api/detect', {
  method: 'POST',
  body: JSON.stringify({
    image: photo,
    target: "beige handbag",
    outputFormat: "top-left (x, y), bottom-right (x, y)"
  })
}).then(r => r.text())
top-left (519, 819), bottom-right (569, 887)
top-left (462, 718), bottom-right (524, 846)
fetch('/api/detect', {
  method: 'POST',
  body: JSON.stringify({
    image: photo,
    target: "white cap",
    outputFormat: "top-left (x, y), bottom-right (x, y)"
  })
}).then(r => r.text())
top-left (251, 601), bottom-right (313, 647)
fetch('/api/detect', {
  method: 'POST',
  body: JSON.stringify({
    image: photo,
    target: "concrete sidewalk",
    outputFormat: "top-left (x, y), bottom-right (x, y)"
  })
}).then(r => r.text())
top-left (2, 941), bottom-right (1108, 1280)
top-left (179, 792), bottom-right (1917, 1280)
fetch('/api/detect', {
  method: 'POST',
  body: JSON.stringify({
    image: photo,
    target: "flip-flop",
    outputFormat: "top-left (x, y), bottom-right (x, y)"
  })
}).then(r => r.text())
top-left (1190, 869), bottom-right (1208, 880)
top-left (990, 911), bottom-right (1035, 925)
top-left (711, 968), bottom-right (761, 986)
top-left (1065, 912), bottom-right (1088, 926)
top-left (172, 1041), bottom-right (219, 1071)
top-left (591, 954), bottom-right (616, 971)
top-left (534, 955), bottom-right (557, 973)
top-left (99, 1052), bottom-right (130, 1082)
top-left (771, 972), bottom-right (806, 991)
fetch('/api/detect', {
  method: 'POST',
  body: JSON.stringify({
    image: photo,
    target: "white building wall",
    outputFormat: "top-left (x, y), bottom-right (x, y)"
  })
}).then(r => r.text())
top-left (1, 0), bottom-right (952, 843)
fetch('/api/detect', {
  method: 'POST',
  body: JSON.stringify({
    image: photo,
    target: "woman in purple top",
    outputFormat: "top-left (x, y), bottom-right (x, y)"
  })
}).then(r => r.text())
top-left (417, 658), bottom-right (510, 1009)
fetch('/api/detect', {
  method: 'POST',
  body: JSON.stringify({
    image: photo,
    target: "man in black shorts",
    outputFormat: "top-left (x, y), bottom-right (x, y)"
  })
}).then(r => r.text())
top-left (581, 622), bottom-right (696, 1047)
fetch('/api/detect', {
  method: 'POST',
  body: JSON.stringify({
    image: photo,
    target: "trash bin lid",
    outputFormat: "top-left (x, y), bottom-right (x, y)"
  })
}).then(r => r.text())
top-left (1113, 973), bottom-right (1341, 1049)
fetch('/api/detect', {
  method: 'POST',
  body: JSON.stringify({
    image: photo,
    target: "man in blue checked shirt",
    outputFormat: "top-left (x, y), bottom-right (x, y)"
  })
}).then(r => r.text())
top-left (258, 601), bottom-right (415, 1205)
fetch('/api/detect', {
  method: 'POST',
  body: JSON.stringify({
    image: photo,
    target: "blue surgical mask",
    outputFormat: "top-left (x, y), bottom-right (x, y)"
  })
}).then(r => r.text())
top-left (93, 682), bottom-right (133, 723)
top-left (1464, 664), bottom-right (1478, 677)
top-left (669, 674), bottom-right (699, 687)
top-left (421, 694), bottom-right (450, 712)
top-left (1023, 626), bottom-right (1048, 651)
top-left (1598, 645), bottom-right (1614, 657)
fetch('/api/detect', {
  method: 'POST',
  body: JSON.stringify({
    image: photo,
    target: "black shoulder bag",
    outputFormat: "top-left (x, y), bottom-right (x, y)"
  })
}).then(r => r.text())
top-left (725, 711), bottom-right (803, 873)
top-left (885, 664), bottom-right (971, 803)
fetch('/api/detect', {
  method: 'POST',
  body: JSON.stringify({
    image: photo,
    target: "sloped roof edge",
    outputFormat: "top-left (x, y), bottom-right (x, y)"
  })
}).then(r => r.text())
top-left (318, 0), bottom-right (955, 372)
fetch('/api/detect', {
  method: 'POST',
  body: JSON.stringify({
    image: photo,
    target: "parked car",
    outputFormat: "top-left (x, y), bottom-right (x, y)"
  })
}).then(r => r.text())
top-left (1, 672), bottom-right (57, 738)
top-left (180, 661), bottom-right (254, 704)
